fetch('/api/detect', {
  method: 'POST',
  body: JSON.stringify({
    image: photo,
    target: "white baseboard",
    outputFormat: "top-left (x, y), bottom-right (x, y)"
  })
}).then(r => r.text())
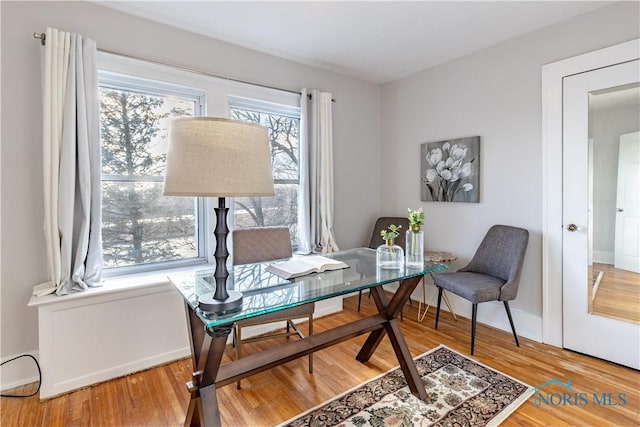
top-left (593, 250), bottom-right (614, 265)
top-left (477, 301), bottom-right (542, 342)
top-left (413, 284), bottom-right (543, 342)
top-left (46, 347), bottom-right (190, 400)
top-left (1, 346), bottom-right (191, 398)
top-left (0, 351), bottom-right (41, 392)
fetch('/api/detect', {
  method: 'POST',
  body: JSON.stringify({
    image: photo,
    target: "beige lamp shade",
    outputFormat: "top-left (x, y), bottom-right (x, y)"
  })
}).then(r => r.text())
top-left (163, 117), bottom-right (275, 197)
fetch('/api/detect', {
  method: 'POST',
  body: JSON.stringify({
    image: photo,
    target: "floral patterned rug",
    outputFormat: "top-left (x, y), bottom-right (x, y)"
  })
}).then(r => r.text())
top-left (279, 345), bottom-right (532, 427)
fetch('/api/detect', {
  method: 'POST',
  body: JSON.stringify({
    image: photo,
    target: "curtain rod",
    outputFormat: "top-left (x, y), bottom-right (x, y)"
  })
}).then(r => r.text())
top-left (33, 32), bottom-right (335, 102)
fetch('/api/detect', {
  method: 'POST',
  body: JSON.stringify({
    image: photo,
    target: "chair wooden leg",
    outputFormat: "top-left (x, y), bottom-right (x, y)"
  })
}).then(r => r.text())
top-left (236, 326), bottom-right (242, 389)
top-left (504, 301), bottom-right (520, 347)
top-left (435, 287), bottom-right (443, 329)
top-left (471, 304), bottom-right (478, 355)
top-left (308, 314), bottom-right (314, 373)
top-left (357, 289), bottom-right (374, 312)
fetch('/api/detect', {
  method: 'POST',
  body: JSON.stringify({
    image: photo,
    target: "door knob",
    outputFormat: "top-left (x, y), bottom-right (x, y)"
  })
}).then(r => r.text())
top-left (617, 208), bottom-right (624, 212)
top-left (567, 224), bottom-right (578, 232)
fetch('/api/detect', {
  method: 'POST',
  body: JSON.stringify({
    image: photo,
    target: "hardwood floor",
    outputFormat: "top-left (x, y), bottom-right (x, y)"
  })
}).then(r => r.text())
top-left (2, 294), bottom-right (639, 426)
top-left (590, 263), bottom-right (640, 324)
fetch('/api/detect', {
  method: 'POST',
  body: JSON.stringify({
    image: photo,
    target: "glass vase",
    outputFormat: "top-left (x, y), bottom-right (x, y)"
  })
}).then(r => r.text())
top-left (376, 240), bottom-right (404, 269)
top-left (405, 228), bottom-right (424, 269)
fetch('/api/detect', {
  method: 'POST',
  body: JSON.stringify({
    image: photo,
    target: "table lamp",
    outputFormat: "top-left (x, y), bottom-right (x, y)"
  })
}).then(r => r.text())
top-left (164, 117), bottom-right (274, 312)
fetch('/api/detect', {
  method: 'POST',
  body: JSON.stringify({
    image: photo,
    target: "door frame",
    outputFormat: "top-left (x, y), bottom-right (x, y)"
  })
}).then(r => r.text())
top-left (541, 38), bottom-right (639, 347)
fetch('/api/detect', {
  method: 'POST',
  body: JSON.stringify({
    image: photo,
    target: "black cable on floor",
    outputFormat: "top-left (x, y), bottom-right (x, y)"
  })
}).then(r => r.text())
top-left (0, 354), bottom-right (41, 398)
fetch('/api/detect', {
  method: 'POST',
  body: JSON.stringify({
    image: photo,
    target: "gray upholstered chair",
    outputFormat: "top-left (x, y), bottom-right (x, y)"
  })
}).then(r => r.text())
top-left (232, 227), bottom-right (314, 388)
top-left (433, 225), bottom-right (529, 355)
top-left (357, 217), bottom-right (411, 315)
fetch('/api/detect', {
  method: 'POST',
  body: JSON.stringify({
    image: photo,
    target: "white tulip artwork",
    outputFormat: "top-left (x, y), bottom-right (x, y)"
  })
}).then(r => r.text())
top-left (420, 136), bottom-right (480, 203)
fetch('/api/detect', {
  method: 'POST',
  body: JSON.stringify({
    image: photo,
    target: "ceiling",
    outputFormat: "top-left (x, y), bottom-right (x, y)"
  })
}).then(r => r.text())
top-left (97, 1), bottom-right (614, 84)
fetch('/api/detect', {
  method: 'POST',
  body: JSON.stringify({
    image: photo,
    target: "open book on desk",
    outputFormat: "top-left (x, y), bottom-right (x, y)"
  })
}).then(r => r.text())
top-left (266, 255), bottom-right (349, 279)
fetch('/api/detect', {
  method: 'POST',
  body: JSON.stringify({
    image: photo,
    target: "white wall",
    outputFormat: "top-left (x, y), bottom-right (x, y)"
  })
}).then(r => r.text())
top-left (380, 1), bottom-right (639, 339)
top-left (0, 0), bottom-right (380, 385)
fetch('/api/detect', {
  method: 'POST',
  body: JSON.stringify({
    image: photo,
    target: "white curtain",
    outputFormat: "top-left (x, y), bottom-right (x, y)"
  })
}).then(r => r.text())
top-left (308, 90), bottom-right (339, 253)
top-left (33, 27), bottom-right (102, 297)
top-left (296, 88), bottom-right (313, 254)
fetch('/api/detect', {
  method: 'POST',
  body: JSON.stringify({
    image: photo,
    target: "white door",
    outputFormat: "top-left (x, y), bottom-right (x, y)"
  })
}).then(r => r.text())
top-left (615, 132), bottom-right (640, 273)
top-left (562, 59), bottom-right (640, 369)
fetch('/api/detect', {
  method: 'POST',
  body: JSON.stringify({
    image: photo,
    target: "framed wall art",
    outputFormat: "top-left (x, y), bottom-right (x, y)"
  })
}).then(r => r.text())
top-left (420, 136), bottom-right (480, 203)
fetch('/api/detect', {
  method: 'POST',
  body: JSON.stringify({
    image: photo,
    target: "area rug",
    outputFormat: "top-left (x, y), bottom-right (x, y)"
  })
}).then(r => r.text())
top-left (279, 345), bottom-right (532, 427)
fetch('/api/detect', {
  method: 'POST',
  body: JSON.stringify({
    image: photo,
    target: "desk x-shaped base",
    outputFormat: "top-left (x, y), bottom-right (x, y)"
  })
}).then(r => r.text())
top-left (183, 274), bottom-right (425, 427)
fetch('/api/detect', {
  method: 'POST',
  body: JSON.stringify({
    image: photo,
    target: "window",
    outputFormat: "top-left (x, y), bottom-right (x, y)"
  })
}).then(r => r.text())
top-left (99, 72), bottom-right (207, 272)
top-left (229, 96), bottom-right (302, 247)
top-left (97, 53), bottom-right (301, 273)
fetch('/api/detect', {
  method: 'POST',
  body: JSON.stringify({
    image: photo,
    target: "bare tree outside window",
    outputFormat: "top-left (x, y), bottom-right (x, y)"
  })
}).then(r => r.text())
top-left (230, 108), bottom-right (300, 246)
top-left (100, 86), bottom-right (200, 268)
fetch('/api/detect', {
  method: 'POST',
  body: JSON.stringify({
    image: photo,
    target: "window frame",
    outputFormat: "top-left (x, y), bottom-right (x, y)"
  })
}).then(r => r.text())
top-left (228, 95), bottom-right (303, 249)
top-left (98, 70), bottom-right (209, 277)
top-left (97, 52), bottom-right (302, 275)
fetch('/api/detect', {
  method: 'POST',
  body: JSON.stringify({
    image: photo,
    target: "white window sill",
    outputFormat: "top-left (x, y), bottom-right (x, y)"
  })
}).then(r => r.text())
top-left (27, 263), bottom-right (213, 308)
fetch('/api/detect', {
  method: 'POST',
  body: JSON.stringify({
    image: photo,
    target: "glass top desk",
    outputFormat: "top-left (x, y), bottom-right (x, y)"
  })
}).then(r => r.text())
top-left (169, 247), bottom-right (447, 427)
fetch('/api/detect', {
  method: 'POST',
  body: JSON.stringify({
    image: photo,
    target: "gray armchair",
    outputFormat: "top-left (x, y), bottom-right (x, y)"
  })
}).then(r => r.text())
top-left (433, 225), bottom-right (529, 355)
top-left (232, 227), bottom-right (314, 388)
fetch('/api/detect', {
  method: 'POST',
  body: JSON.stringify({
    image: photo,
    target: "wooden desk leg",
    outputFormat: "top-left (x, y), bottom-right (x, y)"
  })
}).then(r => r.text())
top-left (385, 318), bottom-right (427, 400)
top-left (183, 304), bottom-right (233, 427)
top-left (355, 286), bottom-right (390, 362)
top-left (356, 276), bottom-right (426, 400)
